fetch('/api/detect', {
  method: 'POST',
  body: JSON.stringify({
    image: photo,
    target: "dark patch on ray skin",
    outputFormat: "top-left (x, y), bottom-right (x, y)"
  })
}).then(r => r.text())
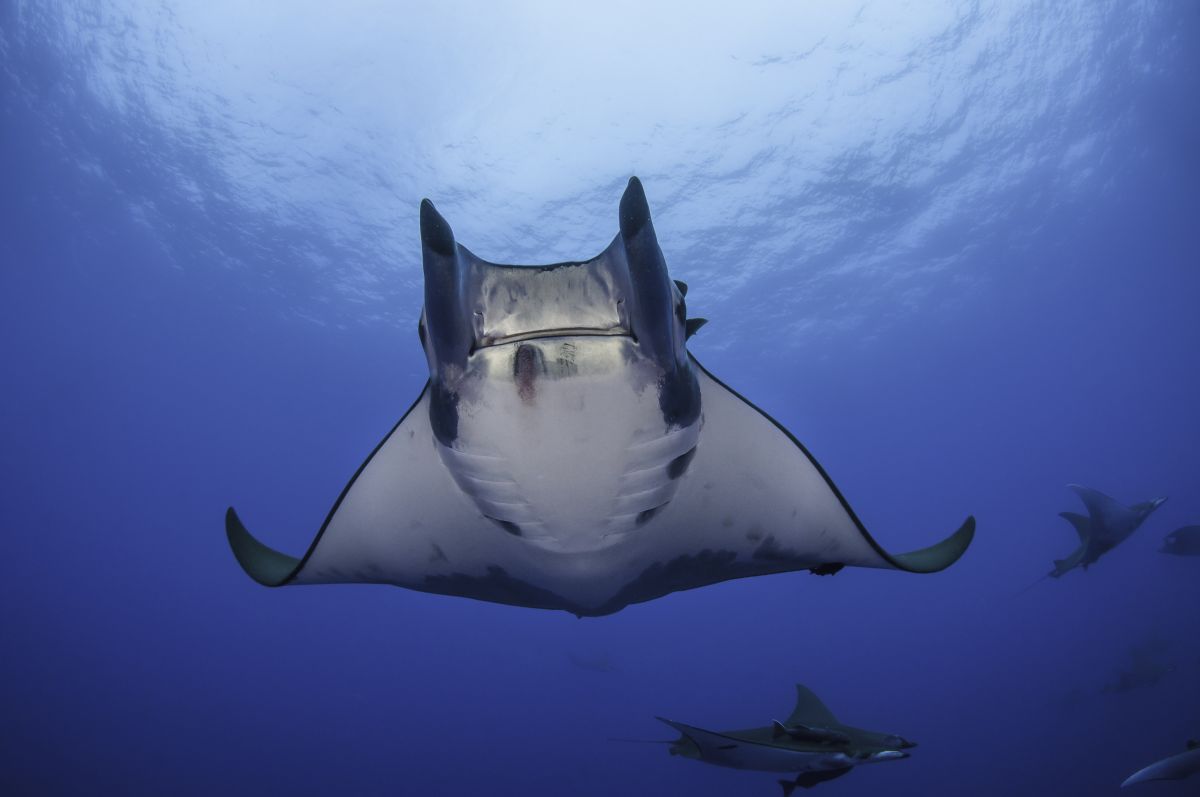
top-left (722, 517), bottom-right (734, 528)
top-left (316, 565), bottom-right (388, 584)
top-left (636, 503), bottom-right (669, 526)
top-left (554, 341), bottom-right (579, 377)
top-left (429, 543), bottom-right (448, 564)
top-left (353, 562), bottom-right (396, 583)
top-left (423, 566), bottom-right (574, 612)
top-left (592, 548), bottom-right (765, 615)
top-left (809, 563), bottom-right (844, 576)
top-left (486, 516), bottom-right (522, 537)
top-left (419, 546), bottom-right (813, 617)
top-left (667, 445), bottom-right (697, 479)
top-left (513, 343), bottom-right (545, 404)
top-left (752, 534), bottom-right (806, 563)
top-left (659, 365), bottom-right (701, 428)
top-left (428, 382), bottom-right (460, 445)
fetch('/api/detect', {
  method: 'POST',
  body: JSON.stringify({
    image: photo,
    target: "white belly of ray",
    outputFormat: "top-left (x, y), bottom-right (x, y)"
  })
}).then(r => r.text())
top-left (440, 341), bottom-right (700, 553)
top-left (282, 341), bottom-right (965, 614)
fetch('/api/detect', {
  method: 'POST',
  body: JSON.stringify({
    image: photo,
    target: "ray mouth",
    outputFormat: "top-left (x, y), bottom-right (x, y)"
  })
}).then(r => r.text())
top-left (475, 326), bottom-right (633, 349)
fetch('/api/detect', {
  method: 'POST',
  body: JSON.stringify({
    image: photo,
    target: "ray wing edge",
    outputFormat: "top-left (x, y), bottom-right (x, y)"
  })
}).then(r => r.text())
top-left (224, 381), bottom-right (432, 587)
top-left (689, 355), bottom-right (975, 573)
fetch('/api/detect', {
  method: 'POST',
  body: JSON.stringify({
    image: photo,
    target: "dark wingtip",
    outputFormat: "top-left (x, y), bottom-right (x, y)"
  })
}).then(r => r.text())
top-left (619, 176), bottom-right (652, 239)
top-left (885, 515), bottom-right (976, 573)
top-left (225, 507), bottom-right (302, 587)
top-left (420, 198), bottom-right (456, 256)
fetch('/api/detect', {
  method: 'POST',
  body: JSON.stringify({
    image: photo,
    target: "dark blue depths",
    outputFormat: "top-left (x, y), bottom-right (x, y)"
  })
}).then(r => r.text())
top-left (2, 4), bottom-right (1199, 796)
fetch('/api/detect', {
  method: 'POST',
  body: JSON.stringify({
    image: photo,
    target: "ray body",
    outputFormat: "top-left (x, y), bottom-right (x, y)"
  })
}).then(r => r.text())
top-left (1047, 485), bottom-right (1165, 578)
top-left (226, 178), bottom-right (974, 616)
top-left (1101, 647), bottom-right (1173, 695)
top-left (1122, 741), bottom-right (1200, 787)
top-left (658, 684), bottom-right (914, 794)
top-left (1161, 525), bottom-right (1200, 556)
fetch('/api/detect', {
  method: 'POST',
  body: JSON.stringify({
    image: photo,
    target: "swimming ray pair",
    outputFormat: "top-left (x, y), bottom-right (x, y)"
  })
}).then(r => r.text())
top-left (656, 684), bottom-right (916, 794)
top-left (225, 177), bottom-right (974, 616)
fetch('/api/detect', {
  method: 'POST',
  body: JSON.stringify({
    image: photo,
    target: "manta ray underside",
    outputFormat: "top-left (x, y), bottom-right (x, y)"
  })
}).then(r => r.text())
top-left (225, 177), bottom-right (975, 617)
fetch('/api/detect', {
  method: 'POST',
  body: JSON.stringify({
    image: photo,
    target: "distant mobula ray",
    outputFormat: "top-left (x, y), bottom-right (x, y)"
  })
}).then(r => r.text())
top-left (225, 177), bottom-right (975, 616)
top-left (1122, 740), bottom-right (1200, 788)
top-left (1102, 639), bottom-right (1174, 695)
top-left (1161, 525), bottom-right (1200, 556)
top-left (654, 684), bottom-right (915, 794)
top-left (1046, 485), bottom-right (1165, 579)
top-left (1050, 640), bottom-right (1175, 706)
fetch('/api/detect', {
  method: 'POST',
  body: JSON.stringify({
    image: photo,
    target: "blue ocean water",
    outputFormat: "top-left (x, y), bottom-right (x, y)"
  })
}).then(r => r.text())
top-left (2, 2), bottom-right (1198, 794)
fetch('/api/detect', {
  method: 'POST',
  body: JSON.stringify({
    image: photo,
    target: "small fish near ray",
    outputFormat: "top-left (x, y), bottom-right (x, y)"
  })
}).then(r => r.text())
top-left (656, 684), bottom-right (916, 794)
top-left (225, 177), bottom-right (975, 617)
top-left (1046, 485), bottom-right (1166, 578)
top-left (1122, 740), bottom-right (1200, 787)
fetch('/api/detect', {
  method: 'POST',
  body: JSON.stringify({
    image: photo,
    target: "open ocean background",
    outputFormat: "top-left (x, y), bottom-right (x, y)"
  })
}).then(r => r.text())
top-left (2, 2), bottom-right (1198, 794)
